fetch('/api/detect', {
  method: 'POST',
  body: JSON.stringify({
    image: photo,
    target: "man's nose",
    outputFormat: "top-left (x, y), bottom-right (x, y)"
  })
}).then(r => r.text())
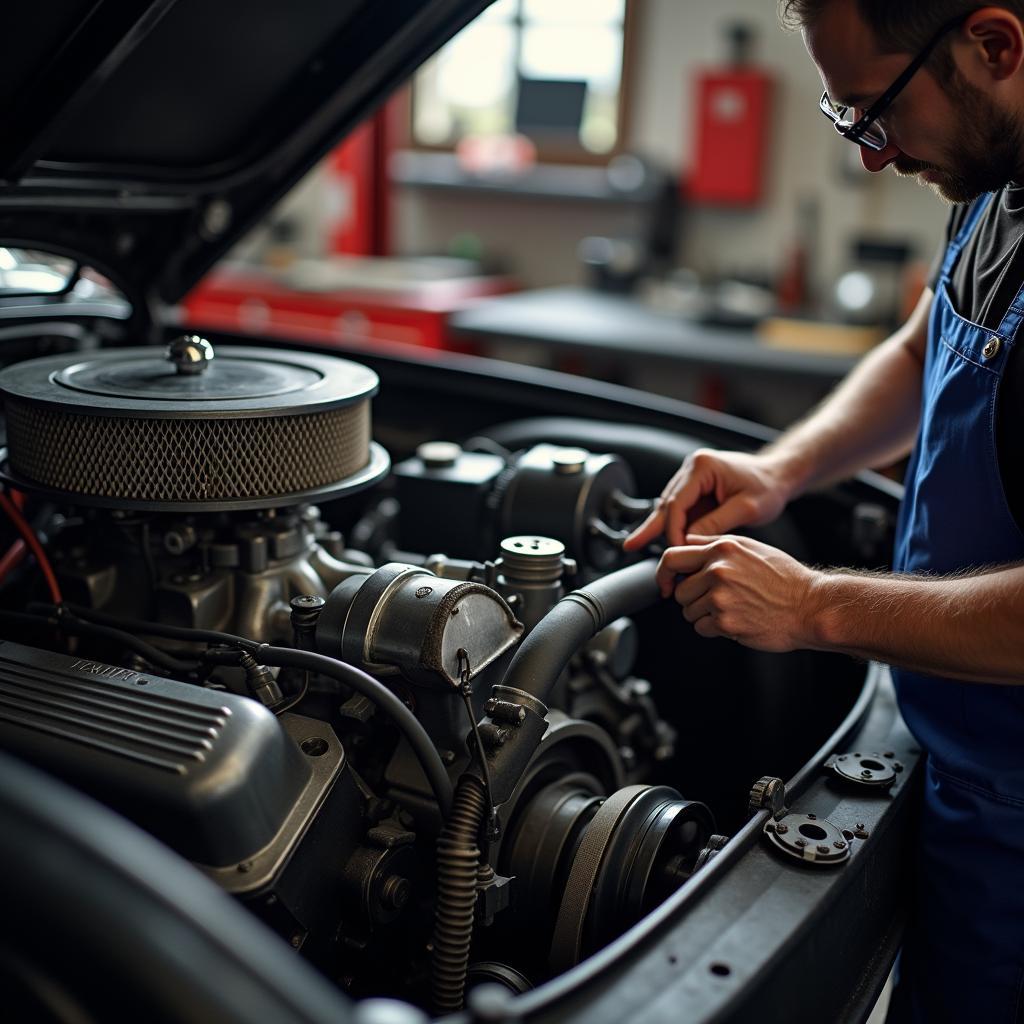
top-left (860, 141), bottom-right (900, 172)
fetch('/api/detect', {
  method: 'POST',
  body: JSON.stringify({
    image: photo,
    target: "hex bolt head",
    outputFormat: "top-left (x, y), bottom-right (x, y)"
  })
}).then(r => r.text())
top-left (795, 838), bottom-right (808, 848)
top-left (817, 845), bottom-right (831, 855)
top-left (834, 841), bottom-right (847, 849)
top-left (775, 824), bottom-right (789, 835)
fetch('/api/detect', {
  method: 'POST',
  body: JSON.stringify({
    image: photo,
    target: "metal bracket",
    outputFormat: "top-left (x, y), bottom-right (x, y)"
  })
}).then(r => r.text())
top-left (826, 750), bottom-right (903, 788)
top-left (764, 813), bottom-right (851, 867)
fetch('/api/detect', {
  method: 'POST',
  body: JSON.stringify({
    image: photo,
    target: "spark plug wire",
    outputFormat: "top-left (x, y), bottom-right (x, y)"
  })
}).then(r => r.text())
top-left (0, 491), bottom-right (61, 604)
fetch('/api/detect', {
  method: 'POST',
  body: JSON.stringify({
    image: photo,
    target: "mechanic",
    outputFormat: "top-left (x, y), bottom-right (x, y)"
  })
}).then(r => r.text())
top-left (624, 2), bottom-right (1024, 1021)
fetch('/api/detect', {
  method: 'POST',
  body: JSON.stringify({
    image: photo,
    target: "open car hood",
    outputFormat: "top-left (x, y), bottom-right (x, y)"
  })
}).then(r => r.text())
top-left (0, 0), bottom-right (491, 310)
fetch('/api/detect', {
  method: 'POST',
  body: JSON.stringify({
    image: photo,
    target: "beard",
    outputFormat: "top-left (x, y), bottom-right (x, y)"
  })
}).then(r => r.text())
top-left (891, 73), bottom-right (1024, 204)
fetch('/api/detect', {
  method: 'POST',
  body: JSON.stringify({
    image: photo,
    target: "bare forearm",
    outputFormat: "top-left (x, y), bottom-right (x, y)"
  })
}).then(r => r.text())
top-left (809, 564), bottom-right (1024, 684)
top-left (761, 290), bottom-right (932, 498)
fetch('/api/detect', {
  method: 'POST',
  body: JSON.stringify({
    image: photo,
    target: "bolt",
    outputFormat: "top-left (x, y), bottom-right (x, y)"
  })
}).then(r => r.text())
top-left (795, 838), bottom-right (808, 848)
top-left (884, 751), bottom-right (895, 758)
top-left (817, 845), bottom-right (831, 855)
top-left (838, 755), bottom-right (848, 761)
top-left (775, 823), bottom-right (789, 835)
top-left (450, 605), bottom-right (460, 616)
top-left (861, 770), bottom-right (873, 778)
top-left (291, 595), bottom-right (324, 609)
top-left (806, 813), bottom-right (817, 820)
top-left (237, 860), bottom-right (253, 873)
top-left (894, 761), bottom-right (904, 772)
top-left (439, 749), bottom-right (456, 765)
top-left (834, 841), bottom-right (847, 850)
top-left (381, 875), bottom-right (411, 912)
top-left (414, 586), bottom-right (432, 599)
top-left (855, 823), bottom-right (866, 831)
top-left (290, 934), bottom-right (302, 949)
top-left (765, 822), bottom-right (777, 833)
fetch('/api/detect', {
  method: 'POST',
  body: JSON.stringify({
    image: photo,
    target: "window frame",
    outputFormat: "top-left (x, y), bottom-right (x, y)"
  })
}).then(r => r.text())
top-left (404, 0), bottom-right (639, 166)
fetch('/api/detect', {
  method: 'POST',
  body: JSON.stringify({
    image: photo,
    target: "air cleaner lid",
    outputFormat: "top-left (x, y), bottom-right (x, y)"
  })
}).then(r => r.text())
top-left (0, 342), bottom-right (379, 418)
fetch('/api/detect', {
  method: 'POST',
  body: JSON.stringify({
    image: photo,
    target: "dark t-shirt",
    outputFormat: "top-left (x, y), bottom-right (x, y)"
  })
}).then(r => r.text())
top-left (927, 186), bottom-right (1024, 529)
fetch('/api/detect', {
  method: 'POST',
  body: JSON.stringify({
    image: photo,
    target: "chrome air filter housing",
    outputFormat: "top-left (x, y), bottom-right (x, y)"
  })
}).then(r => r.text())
top-left (0, 340), bottom-right (389, 511)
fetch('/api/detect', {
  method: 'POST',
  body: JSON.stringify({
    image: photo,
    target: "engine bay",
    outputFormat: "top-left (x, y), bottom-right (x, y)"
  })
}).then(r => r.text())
top-left (0, 337), bottom-right (878, 1017)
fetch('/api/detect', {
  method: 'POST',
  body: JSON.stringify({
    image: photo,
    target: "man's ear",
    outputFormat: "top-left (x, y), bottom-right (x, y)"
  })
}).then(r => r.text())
top-left (962, 6), bottom-right (1024, 82)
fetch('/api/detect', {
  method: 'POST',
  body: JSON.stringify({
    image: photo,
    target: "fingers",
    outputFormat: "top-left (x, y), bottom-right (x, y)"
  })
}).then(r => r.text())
top-left (655, 542), bottom-right (714, 596)
top-left (677, 588), bottom-right (715, 624)
top-left (662, 474), bottom-right (707, 547)
top-left (672, 568), bottom-right (711, 610)
top-left (692, 614), bottom-right (727, 639)
top-left (625, 448), bottom-right (770, 551)
top-left (622, 505), bottom-right (667, 551)
top-left (624, 453), bottom-right (717, 551)
top-left (686, 493), bottom-right (756, 539)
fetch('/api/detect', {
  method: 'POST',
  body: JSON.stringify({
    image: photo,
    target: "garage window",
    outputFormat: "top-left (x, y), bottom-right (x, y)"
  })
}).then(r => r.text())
top-left (411, 0), bottom-right (632, 161)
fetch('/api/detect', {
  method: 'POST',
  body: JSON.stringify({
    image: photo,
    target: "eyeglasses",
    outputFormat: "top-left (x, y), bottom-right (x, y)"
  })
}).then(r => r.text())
top-left (819, 13), bottom-right (967, 151)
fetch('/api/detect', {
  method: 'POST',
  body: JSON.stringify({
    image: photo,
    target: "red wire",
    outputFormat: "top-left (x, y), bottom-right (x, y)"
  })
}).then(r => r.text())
top-left (0, 492), bottom-right (61, 604)
top-left (0, 539), bottom-right (26, 584)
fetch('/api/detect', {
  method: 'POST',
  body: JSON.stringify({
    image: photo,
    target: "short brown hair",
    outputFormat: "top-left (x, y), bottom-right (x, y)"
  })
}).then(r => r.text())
top-left (780, 2), bottom-right (1024, 55)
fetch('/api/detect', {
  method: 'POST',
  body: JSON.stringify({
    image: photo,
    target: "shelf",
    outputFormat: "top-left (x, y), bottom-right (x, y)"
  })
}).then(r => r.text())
top-left (389, 150), bottom-right (670, 205)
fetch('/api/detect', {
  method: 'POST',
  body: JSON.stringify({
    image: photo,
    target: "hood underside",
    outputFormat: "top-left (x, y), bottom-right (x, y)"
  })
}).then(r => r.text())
top-left (0, 0), bottom-right (491, 311)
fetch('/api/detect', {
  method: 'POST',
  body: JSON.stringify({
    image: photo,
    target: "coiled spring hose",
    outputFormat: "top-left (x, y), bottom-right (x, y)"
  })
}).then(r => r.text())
top-left (431, 558), bottom-right (661, 1012)
top-left (431, 774), bottom-right (489, 1014)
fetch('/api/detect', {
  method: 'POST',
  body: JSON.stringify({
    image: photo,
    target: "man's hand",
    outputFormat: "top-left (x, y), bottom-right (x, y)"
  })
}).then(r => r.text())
top-left (623, 449), bottom-right (799, 551)
top-left (656, 535), bottom-right (824, 653)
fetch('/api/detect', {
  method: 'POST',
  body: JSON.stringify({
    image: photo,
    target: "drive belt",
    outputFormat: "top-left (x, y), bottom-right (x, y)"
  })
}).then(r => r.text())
top-left (548, 784), bottom-right (648, 973)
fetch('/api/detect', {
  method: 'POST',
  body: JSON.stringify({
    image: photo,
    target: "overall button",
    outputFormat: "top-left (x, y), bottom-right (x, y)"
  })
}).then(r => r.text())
top-left (982, 336), bottom-right (1002, 360)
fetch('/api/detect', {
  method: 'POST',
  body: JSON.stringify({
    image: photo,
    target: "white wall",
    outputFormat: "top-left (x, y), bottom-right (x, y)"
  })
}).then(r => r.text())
top-left (390, 0), bottom-right (948, 295)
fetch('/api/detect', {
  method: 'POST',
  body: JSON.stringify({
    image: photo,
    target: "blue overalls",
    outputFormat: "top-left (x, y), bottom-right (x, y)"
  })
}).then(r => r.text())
top-left (887, 191), bottom-right (1024, 1022)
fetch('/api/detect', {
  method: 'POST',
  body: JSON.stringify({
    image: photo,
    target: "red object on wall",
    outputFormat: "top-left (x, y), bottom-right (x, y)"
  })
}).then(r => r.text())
top-left (323, 101), bottom-right (396, 256)
top-left (687, 69), bottom-right (774, 206)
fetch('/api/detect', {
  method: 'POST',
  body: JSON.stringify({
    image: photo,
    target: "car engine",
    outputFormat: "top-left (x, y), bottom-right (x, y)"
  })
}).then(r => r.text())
top-left (0, 338), bottom-right (721, 1014)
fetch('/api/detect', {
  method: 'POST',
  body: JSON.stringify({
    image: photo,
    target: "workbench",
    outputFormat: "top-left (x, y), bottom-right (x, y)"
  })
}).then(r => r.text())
top-left (450, 286), bottom-right (862, 428)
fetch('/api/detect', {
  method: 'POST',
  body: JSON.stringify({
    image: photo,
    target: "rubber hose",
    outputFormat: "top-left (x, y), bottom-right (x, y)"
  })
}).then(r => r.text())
top-left (254, 646), bottom-right (453, 819)
top-left (503, 557), bottom-right (661, 703)
top-left (28, 608), bottom-right (455, 817)
top-left (55, 602), bottom-right (260, 651)
top-left (0, 609), bottom-right (195, 674)
top-left (431, 774), bottom-right (488, 1015)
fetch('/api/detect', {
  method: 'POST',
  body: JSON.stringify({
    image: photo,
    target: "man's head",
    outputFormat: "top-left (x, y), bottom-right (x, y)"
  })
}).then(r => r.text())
top-left (782, 2), bottom-right (1024, 202)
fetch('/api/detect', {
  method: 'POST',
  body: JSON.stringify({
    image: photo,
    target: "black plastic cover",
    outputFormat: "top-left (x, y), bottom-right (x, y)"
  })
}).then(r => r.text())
top-left (0, 640), bottom-right (311, 866)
